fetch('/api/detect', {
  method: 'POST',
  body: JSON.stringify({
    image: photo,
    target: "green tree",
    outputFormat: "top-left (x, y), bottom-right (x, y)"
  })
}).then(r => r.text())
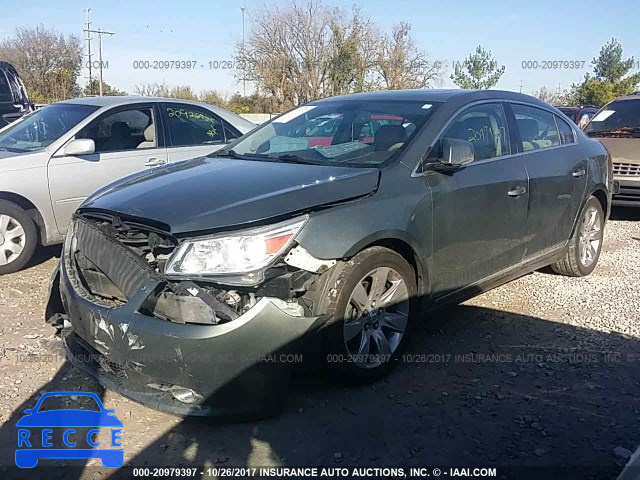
top-left (565, 38), bottom-right (640, 106)
top-left (83, 78), bottom-right (127, 96)
top-left (199, 89), bottom-right (228, 107)
top-left (0, 25), bottom-right (82, 102)
top-left (451, 45), bottom-right (505, 89)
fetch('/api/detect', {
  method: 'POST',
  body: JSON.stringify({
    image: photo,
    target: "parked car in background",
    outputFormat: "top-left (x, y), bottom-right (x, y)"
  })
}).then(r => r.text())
top-left (558, 105), bottom-right (599, 128)
top-left (0, 96), bottom-right (255, 274)
top-left (0, 61), bottom-right (34, 126)
top-left (46, 89), bottom-right (613, 419)
top-left (584, 93), bottom-right (640, 206)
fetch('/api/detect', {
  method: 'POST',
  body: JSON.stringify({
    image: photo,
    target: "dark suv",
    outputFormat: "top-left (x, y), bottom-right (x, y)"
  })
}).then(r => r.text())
top-left (558, 106), bottom-right (599, 127)
top-left (46, 89), bottom-right (613, 419)
top-left (584, 94), bottom-right (640, 206)
top-left (0, 61), bottom-right (33, 127)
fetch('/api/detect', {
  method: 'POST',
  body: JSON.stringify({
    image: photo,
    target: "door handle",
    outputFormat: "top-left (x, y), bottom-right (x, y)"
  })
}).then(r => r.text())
top-left (507, 185), bottom-right (527, 197)
top-left (572, 169), bottom-right (586, 178)
top-left (144, 157), bottom-right (166, 167)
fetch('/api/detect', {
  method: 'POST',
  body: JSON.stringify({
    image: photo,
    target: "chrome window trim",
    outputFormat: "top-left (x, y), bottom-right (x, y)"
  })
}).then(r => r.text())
top-left (412, 99), bottom-right (579, 178)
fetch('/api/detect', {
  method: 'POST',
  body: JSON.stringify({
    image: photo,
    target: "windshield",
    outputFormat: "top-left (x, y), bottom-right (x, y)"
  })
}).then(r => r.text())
top-left (0, 103), bottom-right (99, 153)
top-left (224, 100), bottom-right (440, 166)
top-left (0, 72), bottom-right (12, 103)
top-left (584, 99), bottom-right (640, 138)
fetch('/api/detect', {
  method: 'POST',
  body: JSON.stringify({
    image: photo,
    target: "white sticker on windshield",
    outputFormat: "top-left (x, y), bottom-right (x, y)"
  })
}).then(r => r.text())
top-left (591, 110), bottom-right (615, 122)
top-left (273, 105), bottom-right (317, 123)
top-left (421, 103), bottom-right (433, 109)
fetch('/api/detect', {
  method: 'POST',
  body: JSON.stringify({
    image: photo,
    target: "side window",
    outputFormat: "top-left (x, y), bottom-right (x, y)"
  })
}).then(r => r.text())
top-left (79, 107), bottom-right (155, 153)
top-left (555, 115), bottom-right (575, 144)
top-left (165, 104), bottom-right (224, 147)
top-left (441, 103), bottom-right (510, 161)
top-left (512, 104), bottom-right (561, 151)
top-left (223, 123), bottom-right (240, 142)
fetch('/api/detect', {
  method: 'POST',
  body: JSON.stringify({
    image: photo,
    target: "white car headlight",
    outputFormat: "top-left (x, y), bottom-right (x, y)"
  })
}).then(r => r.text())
top-left (165, 216), bottom-right (308, 279)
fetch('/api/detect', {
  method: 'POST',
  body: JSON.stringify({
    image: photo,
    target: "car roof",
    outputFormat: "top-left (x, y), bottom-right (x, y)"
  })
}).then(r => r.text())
top-left (309, 89), bottom-right (555, 108)
top-left (608, 94), bottom-right (640, 102)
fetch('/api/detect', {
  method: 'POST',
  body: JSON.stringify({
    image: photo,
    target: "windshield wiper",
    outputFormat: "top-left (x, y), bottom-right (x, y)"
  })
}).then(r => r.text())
top-left (273, 154), bottom-right (315, 164)
top-left (212, 148), bottom-right (239, 157)
top-left (588, 127), bottom-right (640, 138)
top-left (0, 145), bottom-right (24, 153)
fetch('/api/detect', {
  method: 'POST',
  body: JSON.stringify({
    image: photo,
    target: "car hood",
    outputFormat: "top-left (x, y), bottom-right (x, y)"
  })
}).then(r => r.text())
top-left (81, 156), bottom-right (380, 234)
top-left (597, 138), bottom-right (640, 165)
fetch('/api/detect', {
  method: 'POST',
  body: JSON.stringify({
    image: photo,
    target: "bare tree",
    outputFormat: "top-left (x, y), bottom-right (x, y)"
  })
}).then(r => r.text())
top-left (376, 22), bottom-right (443, 90)
top-left (0, 25), bottom-right (82, 103)
top-left (236, 0), bottom-right (442, 109)
top-left (533, 86), bottom-right (563, 106)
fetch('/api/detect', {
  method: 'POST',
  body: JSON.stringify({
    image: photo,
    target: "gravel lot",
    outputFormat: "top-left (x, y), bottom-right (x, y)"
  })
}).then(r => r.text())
top-left (0, 208), bottom-right (639, 479)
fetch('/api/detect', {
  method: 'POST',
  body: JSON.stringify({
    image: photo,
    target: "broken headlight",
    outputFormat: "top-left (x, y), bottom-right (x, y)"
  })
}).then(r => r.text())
top-left (164, 216), bottom-right (307, 279)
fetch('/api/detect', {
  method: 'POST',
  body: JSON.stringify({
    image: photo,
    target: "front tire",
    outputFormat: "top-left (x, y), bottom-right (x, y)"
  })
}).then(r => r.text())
top-left (0, 200), bottom-right (38, 275)
top-left (551, 196), bottom-right (604, 277)
top-left (319, 247), bottom-right (418, 383)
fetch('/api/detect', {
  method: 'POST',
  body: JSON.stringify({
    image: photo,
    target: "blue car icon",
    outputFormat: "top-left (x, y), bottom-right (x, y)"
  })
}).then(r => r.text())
top-left (15, 391), bottom-right (123, 468)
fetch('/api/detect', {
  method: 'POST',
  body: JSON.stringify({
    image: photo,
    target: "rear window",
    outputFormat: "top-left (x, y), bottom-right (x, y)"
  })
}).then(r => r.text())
top-left (584, 99), bottom-right (640, 138)
top-left (559, 109), bottom-right (577, 123)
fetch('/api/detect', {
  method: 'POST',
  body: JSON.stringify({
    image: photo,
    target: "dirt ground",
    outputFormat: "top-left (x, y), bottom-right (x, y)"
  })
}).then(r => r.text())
top-left (1, 209), bottom-right (639, 480)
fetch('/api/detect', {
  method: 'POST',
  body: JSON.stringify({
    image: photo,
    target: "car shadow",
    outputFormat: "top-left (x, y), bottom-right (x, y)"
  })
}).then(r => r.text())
top-left (610, 206), bottom-right (640, 222)
top-left (90, 302), bottom-right (638, 480)
top-left (0, 359), bottom-right (106, 479)
top-left (25, 245), bottom-right (62, 270)
top-left (3, 301), bottom-right (638, 480)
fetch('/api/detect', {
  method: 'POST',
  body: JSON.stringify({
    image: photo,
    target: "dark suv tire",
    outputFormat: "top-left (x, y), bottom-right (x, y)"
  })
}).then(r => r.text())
top-left (318, 246), bottom-right (418, 383)
top-left (0, 200), bottom-right (38, 275)
top-left (551, 196), bottom-right (604, 277)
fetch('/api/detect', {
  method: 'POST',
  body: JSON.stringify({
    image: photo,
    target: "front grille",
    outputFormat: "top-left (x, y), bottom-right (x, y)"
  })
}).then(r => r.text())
top-left (78, 212), bottom-right (177, 271)
top-left (613, 162), bottom-right (640, 176)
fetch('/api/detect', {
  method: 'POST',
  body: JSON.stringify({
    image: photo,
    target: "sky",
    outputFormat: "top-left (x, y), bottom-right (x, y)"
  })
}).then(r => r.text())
top-left (0, 0), bottom-right (638, 98)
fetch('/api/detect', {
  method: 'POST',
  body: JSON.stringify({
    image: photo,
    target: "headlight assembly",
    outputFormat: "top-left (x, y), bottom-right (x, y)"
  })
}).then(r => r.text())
top-left (164, 216), bottom-right (308, 284)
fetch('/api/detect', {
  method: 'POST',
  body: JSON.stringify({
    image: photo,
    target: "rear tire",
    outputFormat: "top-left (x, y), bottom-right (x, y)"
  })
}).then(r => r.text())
top-left (551, 196), bottom-right (604, 277)
top-left (318, 247), bottom-right (418, 384)
top-left (0, 200), bottom-right (38, 275)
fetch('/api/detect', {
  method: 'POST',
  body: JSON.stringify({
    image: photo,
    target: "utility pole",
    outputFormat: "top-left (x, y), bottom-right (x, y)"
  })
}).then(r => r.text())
top-left (84, 9), bottom-right (93, 95)
top-left (241, 4), bottom-right (246, 96)
top-left (557, 82), bottom-right (562, 96)
top-left (519, 80), bottom-right (523, 93)
top-left (84, 26), bottom-right (115, 96)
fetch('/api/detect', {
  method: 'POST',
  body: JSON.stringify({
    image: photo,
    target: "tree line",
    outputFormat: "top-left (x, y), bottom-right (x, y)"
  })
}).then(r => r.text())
top-left (0, 5), bottom-right (638, 111)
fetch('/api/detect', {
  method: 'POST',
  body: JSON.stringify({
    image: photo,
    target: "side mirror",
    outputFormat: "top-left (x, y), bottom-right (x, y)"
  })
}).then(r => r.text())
top-left (441, 138), bottom-right (474, 166)
top-left (421, 138), bottom-right (474, 174)
top-left (64, 138), bottom-right (95, 156)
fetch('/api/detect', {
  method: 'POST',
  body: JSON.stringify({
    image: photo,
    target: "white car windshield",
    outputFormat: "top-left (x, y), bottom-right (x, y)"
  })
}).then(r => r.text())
top-left (0, 103), bottom-right (99, 153)
top-left (223, 100), bottom-right (440, 167)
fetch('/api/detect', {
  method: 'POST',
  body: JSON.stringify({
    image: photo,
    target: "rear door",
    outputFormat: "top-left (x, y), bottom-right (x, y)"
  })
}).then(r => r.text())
top-left (48, 103), bottom-right (168, 234)
top-left (507, 102), bottom-right (587, 258)
top-left (426, 102), bottom-right (529, 298)
top-left (161, 103), bottom-right (240, 162)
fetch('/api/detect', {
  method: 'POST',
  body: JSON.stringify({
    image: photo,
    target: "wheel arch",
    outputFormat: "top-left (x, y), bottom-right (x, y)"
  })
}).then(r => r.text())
top-left (346, 236), bottom-right (428, 299)
top-left (0, 191), bottom-right (46, 245)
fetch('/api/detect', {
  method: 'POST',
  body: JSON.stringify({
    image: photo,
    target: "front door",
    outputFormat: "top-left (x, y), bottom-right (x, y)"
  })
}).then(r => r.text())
top-left (425, 102), bottom-right (529, 298)
top-left (48, 103), bottom-right (168, 234)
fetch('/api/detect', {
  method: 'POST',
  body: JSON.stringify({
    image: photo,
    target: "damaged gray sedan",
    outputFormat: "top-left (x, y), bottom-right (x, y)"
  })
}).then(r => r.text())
top-left (46, 89), bottom-right (614, 418)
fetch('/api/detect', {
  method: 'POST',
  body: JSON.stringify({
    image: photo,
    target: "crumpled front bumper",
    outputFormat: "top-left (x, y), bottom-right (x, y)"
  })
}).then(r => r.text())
top-left (46, 217), bottom-right (326, 419)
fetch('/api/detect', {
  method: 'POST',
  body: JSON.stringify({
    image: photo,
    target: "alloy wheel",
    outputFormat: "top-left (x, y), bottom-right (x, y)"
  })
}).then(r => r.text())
top-left (343, 267), bottom-right (410, 369)
top-left (0, 214), bottom-right (26, 266)
top-left (578, 205), bottom-right (602, 268)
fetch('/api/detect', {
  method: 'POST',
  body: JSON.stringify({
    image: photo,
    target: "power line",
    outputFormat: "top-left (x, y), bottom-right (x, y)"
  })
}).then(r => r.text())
top-left (84, 9), bottom-right (93, 94)
top-left (83, 21), bottom-right (115, 97)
